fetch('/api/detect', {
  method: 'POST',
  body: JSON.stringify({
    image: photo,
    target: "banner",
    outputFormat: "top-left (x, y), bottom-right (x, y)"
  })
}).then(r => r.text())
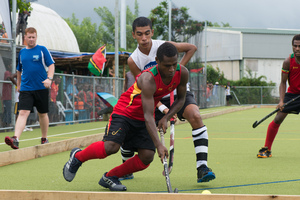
top-left (88, 45), bottom-right (107, 76)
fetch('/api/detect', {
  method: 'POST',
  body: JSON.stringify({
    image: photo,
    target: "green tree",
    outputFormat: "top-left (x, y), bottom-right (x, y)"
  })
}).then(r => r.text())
top-left (66, 0), bottom-right (139, 52)
top-left (9, 0), bottom-right (32, 13)
top-left (149, 0), bottom-right (230, 42)
top-left (64, 14), bottom-right (105, 52)
top-left (94, 0), bottom-right (139, 52)
top-left (149, 1), bottom-right (213, 42)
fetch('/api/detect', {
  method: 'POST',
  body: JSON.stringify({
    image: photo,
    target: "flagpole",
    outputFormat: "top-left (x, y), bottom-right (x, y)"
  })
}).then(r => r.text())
top-left (11, 0), bottom-right (17, 127)
top-left (114, 0), bottom-right (119, 97)
top-left (168, 0), bottom-right (171, 41)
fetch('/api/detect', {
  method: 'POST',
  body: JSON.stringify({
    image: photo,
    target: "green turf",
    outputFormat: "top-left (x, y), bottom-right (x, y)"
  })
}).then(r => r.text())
top-left (1, 106), bottom-right (300, 195)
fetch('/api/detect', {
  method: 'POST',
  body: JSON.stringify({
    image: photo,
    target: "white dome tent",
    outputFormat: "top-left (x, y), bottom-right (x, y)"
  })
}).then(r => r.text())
top-left (23, 3), bottom-right (80, 52)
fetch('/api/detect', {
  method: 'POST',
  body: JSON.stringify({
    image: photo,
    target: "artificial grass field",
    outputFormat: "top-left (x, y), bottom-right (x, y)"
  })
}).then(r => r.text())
top-left (1, 106), bottom-right (300, 195)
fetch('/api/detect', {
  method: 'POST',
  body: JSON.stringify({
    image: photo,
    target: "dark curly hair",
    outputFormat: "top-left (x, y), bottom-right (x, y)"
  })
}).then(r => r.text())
top-left (156, 42), bottom-right (178, 62)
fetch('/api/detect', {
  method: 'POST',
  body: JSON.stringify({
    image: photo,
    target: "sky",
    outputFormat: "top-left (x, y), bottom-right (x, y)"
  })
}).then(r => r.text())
top-left (36, 0), bottom-right (300, 30)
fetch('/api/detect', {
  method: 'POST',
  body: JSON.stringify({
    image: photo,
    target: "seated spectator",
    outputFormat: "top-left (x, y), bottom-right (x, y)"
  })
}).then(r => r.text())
top-left (49, 76), bottom-right (61, 123)
top-left (66, 78), bottom-right (79, 101)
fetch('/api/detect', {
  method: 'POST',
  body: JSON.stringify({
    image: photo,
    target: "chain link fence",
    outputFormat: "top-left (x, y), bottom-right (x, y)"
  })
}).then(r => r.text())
top-left (0, 73), bottom-right (124, 131)
top-left (0, 70), bottom-right (279, 131)
top-left (228, 86), bottom-right (278, 105)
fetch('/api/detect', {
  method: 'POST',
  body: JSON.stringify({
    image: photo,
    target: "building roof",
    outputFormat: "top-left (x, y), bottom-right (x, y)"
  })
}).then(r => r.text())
top-left (25, 3), bottom-right (80, 52)
top-left (209, 27), bottom-right (300, 35)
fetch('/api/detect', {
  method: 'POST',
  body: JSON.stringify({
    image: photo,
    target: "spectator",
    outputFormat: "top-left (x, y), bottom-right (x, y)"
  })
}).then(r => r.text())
top-left (2, 64), bottom-right (12, 127)
top-left (66, 78), bottom-right (79, 101)
top-left (49, 76), bottom-right (61, 123)
top-left (225, 81), bottom-right (234, 106)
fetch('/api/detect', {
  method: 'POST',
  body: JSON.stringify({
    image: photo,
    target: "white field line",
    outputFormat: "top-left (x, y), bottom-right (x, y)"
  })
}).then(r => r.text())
top-left (0, 127), bottom-right (106, 146)
top-left (200, 107), bottom-right (237, 114)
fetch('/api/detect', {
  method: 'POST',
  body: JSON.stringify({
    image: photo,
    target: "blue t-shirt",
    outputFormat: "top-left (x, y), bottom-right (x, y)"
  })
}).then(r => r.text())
top-left (17, 45), bottom-right (55, 91)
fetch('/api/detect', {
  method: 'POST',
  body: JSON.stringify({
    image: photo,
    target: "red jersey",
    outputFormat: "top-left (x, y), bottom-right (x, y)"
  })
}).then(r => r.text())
top-left (50, 82), bottom-right (59, 103)
top-left (287, 54), bottom-right (300, 94)
top-left (113, 64), bottom-right (182, 121)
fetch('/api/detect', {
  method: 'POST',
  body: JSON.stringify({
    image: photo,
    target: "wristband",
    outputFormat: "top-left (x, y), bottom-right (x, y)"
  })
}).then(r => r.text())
top-left (158, 104), bottom-right (168, 113)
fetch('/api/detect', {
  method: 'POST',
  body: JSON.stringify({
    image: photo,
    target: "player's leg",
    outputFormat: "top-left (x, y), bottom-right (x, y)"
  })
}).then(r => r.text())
top-left (63, 114), bottom-right (125, 183)
top-left (119, 146), bottom-right (135, 180)
top-left (34, 89), bottom-right (50, 144)
top-left (257, 111), bottom-right (287, 158)
top-left (257, 92), bottom-right (299, 158)
top-left (180, 92), bottom-right (215, 183)
top-left (5, 91), bottom-right (33, 149)
top-left (100, 118), bottom-right (154, 191)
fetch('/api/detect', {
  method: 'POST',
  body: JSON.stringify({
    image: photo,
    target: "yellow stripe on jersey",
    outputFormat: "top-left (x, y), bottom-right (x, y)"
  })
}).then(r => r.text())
top-left (127, 82), bottom-right (142, 107)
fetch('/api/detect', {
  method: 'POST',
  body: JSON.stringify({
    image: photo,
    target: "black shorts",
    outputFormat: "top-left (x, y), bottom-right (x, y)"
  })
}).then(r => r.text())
top-left (226, 95), bottom-right (233, 101)
top-left (155, 91), bottom-right (197, 122)
top-left (19, 89), bottom-right (49, 113)
top-left (14, 102), bottom-right (34, 115)
top-left (281, 93), bottom-right (300, 114)
top-left (103, 114), bottom-right (155, 152)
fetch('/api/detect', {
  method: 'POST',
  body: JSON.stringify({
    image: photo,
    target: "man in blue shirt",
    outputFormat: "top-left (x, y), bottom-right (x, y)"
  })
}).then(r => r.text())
top-left (5, 27), bottom-right (55, 149)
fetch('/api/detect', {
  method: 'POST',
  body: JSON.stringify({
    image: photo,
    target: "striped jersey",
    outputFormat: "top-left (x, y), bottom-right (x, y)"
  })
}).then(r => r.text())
top-left (112, 64), bottom-right (182, 121)
top-left (287, 53), bottom-right (300, 94)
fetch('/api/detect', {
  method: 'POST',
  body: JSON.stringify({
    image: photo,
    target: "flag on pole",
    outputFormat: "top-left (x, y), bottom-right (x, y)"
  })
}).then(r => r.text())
top-left (88, 45), bottom-right (107, 76)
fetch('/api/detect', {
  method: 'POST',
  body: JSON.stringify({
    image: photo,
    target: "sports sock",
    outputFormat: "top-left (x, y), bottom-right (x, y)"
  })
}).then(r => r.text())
top-left (75, 141), bottom-right (107, 162)
top-left (106, 155), bottom-right (149, 178)
top-left (120, 146), bottom-right (134, 163)
top-left (192, 126), bottom-right (208, 169)
top-left (264, 120), bottom-right (280, 150)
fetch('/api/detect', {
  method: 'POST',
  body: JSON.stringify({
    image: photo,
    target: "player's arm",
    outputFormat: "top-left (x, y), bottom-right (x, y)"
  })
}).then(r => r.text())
top-left (158, 67), bottom-right (189, 131)
top-left (167, 41), bottom-right (197, 66)
top-left (138, 72), bottom-right (168, 163)
top-left (278, 57), bottom-right (289, 110)
top-left (42, 63), bottom-right (55, 89)
top-left (128, 57), bottom-right (142, 78)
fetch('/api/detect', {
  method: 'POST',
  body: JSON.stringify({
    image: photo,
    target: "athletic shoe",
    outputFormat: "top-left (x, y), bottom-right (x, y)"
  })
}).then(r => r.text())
top-left (4, 136), bottom-right (19, 149)
top-left (119, 173), bottom-right (134, 181)
top-left (63, 148), bottom-right (82, 182)
top-left (99, 172), bottom-right (127, 191)
top-left (197, 165), bottom-right (216, 183)
top-left (41, 138), bottom-right (49, 144)
top-left (257, 147), bottom-right (272, 158)
top-left (23, 127), bottom-right (33, 132)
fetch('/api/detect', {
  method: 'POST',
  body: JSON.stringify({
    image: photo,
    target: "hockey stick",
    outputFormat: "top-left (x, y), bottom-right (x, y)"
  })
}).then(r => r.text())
top-left (168, 91), bottom-right (175, 173)
top-left (252, 95), bottom-right (300, 128)
top-left (160, 129), bottom-right (178, 193)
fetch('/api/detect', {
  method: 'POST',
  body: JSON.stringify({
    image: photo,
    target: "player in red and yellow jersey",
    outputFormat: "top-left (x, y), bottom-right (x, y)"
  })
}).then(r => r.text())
top-left (63, 42), bottom-right (189, 191)
top-left (257, 34), bottom-right (300, 158)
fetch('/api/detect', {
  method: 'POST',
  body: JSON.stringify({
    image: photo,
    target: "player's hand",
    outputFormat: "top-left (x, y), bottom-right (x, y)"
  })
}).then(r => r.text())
top-left (276, 101), bottom-right (285, 111)
top-left (42, 78), bottom-right (52, 89)
top-left (157, 143), bottom-right (168, 163)
top-left (162, 108), bottom-right (177, 122)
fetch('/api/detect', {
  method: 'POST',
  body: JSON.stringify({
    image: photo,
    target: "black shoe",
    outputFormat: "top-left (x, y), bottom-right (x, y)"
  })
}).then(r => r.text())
top-left (63, 148), bottom-right (82, 182)
top-left (41, 138), bottom-right (49, 144)
top-left (197, 165), bottom-right (216, 183)
top-left (99, 172), bottom-right (127, 191)
top-left (5, 136), bottom-right (19, 149)
top-left (257, 147), bottom-right (272, 158)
